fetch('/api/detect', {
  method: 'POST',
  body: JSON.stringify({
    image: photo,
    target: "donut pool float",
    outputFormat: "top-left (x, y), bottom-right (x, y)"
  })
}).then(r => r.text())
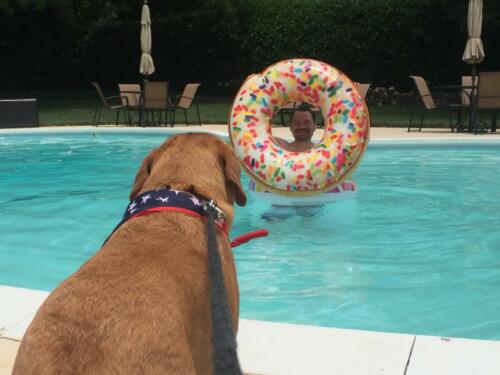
top-left (229, 58), bottom-right (370, 196)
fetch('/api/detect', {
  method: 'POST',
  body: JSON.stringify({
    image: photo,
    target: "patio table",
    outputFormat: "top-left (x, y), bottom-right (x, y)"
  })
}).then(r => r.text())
top-left (433, 84), bottom-right (482, 134)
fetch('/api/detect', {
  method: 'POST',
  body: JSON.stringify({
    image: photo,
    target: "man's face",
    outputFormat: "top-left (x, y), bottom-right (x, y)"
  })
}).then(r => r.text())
top-left (290, 110), bottom-right (316, 141)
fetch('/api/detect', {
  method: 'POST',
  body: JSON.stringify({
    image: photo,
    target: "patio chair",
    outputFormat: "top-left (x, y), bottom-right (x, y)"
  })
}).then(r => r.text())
top-left (354, 83), bottom-right (371, 98)
top-left (91, 82), bottom-right (130, 126)
top-left (461, 76), bottom-right (473, 107)
top-left (276, 102), bottom-right (296, 126)
top-left (476, 71), bottom-right (500, 133)
top-left (276, 102), bottom-right (325, 128)
top-left (276, 101), bottom-right (323, 127)
top-left (118, 83), bottom-right (142, 126)
top-left (170, 83), bottom-right (202, 126)
top-left (408, 75), bottom-right (456, 132)
top-left (118, 83), bottom-right (141, 109)
top-left (142, 81), bottom-right (172, 126)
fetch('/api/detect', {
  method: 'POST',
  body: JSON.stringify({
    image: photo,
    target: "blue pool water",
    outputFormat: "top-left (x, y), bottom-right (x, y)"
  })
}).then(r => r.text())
top-left (1, 131), bottom-right (500, 340)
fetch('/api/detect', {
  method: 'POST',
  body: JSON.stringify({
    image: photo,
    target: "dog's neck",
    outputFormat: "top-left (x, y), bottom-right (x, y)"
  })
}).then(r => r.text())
top-left (128, 188), bottom-right (227, 230)
top-left (103, 189), bottom-right (229, 246)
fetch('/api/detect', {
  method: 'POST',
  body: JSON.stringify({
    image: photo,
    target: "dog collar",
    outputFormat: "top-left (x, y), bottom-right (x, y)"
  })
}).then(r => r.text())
top-left (104, 189), bottom-right (269, 248)
top-left (126, 189), bottom-right (228, 234)
top-left (103, 189), bottom-right (228, 246)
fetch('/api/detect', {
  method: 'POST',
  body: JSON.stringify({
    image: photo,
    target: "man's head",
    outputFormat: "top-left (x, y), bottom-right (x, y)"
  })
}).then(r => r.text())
top-left (290, 104), bottom-right (316, 142)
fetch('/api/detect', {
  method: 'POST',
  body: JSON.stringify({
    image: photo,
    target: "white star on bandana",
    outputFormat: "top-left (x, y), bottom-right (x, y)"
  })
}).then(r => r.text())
top-left (141, 194), bottom-right (152, 204)
top-left (156, 197), bottom-right (169, 203)
top-left (128, 201), bottom-right (137, 212)
top-left (189, 196), bottom-right (201, 206)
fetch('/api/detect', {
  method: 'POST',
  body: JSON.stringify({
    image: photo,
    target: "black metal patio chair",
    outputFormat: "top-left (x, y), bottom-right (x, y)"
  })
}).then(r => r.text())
top-left (91, 82), bottom-right (130, 126)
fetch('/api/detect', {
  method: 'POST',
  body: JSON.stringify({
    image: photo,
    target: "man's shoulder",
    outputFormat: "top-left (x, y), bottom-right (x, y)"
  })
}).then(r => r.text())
top-left (274, 137), bottom-right (289, 148)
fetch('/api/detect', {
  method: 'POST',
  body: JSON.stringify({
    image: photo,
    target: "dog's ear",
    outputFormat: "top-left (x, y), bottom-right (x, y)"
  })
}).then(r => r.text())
top-left (223, 148), bottom-right (247, 207)
top-left (129, 147), bottom-right (161, 201)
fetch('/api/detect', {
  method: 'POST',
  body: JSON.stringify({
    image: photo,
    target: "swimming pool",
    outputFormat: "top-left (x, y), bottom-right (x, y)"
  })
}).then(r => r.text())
top-left (1, 131), bottom-right (500, 340)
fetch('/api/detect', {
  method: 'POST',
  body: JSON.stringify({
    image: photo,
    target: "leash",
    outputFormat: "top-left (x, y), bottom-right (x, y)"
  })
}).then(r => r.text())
top-left (100, 189), bottom-right (267, 374)
top-left (231, 229), bottom-right (269, 248)
top-left (202, 201), bottom-right (242, 375)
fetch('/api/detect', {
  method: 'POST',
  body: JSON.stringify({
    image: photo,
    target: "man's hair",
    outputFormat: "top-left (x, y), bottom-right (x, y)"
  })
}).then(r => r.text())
top-left (292, 102), bottom-right (315, 122)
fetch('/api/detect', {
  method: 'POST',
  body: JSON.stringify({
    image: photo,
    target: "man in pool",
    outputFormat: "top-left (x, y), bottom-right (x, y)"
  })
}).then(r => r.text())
top-left (274, 103), bottom-right (318, 152)
top-left (262, 104), bottom-right (322, 220)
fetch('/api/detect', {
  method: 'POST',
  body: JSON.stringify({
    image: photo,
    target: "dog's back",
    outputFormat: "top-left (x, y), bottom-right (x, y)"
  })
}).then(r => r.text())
top-left (13, 133), bottom-right (247, 375)
top-left (14, 214), bottom-right (216, 374)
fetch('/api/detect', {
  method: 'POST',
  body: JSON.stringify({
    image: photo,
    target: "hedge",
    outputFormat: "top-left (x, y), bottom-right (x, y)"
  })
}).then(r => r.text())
top-left (0, 0), bottom-right (498, 96)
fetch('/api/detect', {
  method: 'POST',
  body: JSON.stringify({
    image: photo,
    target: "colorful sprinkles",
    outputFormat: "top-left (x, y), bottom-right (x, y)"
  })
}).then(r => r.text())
top-left (229, 59), bottom-right (370, 194)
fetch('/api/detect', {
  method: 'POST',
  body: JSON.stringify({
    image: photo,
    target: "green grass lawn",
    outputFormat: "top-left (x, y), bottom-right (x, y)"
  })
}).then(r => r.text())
top-left (37, 97), bottom-right (232, 126)
top-left (37, 97), bottom-right (457, 128)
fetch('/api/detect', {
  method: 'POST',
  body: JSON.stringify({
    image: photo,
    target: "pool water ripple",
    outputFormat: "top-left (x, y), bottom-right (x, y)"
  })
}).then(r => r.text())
top-left (1, 133), bottom-right (500, 340)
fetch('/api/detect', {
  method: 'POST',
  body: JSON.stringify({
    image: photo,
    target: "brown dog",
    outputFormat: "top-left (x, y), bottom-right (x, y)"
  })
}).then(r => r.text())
top-left (13, 133), bottom-right (247, 375)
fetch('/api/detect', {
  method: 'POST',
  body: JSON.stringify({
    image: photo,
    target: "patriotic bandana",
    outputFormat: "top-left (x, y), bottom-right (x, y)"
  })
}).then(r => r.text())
top-left (104, 188), bottom-right (227, 245)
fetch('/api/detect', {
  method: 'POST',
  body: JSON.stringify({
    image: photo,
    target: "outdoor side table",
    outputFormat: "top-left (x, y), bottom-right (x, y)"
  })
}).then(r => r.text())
top-left (0, 99), bottom-right (39, 128)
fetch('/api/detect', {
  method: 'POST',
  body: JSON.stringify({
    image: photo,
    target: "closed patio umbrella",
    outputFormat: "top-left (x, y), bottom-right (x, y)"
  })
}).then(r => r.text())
top-left (462, 0), bottom-right (484, 81)
top-left (140, 0), bottom-right (155, 77)
top-left (462, 0), bottom-right (484, 133)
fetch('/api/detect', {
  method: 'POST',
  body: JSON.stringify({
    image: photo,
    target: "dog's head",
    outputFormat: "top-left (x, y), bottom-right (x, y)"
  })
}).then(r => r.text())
top-left (129, 133), bottom-right (246, 226)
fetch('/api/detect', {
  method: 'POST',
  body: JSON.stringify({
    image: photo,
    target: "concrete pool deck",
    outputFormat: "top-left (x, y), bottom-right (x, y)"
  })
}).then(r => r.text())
top-left (2, 285), bottom-right (500, 375)
top-left (1, 125), bottom-right (500, 374)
